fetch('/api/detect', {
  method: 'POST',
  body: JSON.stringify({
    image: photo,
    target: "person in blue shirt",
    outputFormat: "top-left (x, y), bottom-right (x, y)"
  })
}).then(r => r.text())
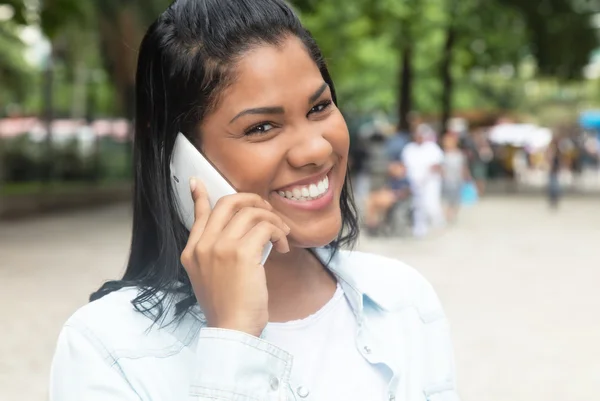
top-left (363, 130), bottom-right (411, 232)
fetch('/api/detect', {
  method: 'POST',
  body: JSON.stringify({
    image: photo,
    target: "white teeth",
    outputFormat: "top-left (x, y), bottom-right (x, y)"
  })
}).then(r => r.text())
top-left (277, 175), bottom-right (330, 201)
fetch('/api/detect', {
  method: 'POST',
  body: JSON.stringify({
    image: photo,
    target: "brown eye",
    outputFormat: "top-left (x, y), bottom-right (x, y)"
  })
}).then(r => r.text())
top-left (244, 122), bottom-right (275, 136)
top-left (308, 100), bottom-right (333, 115)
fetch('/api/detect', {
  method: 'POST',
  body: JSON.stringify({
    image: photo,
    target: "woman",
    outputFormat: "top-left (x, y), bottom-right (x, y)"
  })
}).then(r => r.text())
top-left (50, 1), bottom-right (459, 400)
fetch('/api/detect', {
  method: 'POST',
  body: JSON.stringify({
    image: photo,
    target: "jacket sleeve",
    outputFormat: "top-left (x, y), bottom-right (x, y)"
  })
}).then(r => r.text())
top-left (49, 324), bottom-right (142, 401)
top-left (189, 328), bottom-right (293, 401)
top-left (50, 324), bottom-right (294, 401)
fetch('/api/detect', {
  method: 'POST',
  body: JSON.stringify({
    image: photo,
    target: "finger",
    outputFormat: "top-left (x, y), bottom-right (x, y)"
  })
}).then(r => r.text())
top-left (202, 193), bottom-right (273, 241)
top-left (185, 177), bottom-right (211, 248)
top-left (221, 207), bottom-right (290, 240)
top-left (241, 221), bottom-right (290, 260)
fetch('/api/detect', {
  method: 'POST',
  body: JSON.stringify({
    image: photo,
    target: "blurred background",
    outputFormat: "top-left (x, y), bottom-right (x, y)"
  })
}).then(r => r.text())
top-left (0, 0), bottom-right (599, 400)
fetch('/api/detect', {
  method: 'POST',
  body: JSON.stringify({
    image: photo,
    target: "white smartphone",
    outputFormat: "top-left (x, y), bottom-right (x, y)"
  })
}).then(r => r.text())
top-left (170, 132), bottom-right (272, 265)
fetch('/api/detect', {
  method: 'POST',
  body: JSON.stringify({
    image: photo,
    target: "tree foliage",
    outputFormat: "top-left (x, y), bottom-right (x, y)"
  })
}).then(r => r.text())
top-left (0, 0), bottom-right (598, 123)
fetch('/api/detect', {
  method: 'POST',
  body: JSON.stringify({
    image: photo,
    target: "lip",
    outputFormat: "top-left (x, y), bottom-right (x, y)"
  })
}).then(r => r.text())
top-left (274, 170), bottom-right (334, 211)
top-left (274, 166), bottom-right (333, 192)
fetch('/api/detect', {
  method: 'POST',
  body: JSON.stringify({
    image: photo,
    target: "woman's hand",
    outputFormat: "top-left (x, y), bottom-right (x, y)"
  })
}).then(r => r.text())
top-left (180, 178), bottom-right (291, 337)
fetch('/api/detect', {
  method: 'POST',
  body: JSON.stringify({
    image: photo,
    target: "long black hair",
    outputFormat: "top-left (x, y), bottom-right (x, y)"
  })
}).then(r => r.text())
top-left (90, 0), bottom-right (359, 321)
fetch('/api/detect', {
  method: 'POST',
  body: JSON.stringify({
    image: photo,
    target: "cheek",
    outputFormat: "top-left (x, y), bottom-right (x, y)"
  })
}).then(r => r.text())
top-left (208, 143), bottom-right (282, 194)
top-left (326, 113), bottom-right (350, 169)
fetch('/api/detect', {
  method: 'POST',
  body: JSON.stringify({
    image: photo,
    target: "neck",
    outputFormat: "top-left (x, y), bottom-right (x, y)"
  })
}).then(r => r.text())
top-left (263, 247), bottom-right (337, 323)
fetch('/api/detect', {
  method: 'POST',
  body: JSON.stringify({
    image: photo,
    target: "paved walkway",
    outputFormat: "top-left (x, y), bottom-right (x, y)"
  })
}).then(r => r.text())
top-left (1, 197), bottom-right (599, 401)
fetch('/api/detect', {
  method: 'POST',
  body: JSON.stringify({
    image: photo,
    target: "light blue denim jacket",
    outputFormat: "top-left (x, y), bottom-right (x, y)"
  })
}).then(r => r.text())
top-left (50, 249), bottom-right (459, 401)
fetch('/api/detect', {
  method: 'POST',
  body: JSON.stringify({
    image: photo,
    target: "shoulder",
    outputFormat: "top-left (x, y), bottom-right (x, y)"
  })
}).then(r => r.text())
top-left (65, 287), bottom-right (149, 333)
top-left (425, 141), bottom-right (443, 151)
top-left (61, 288), bottom-right (198, 358)
top-left (330, 250), bottom-right (445, 321)
top-left (427, 143), bottom-right (444, 158)
top-left (403, 142), bottom-right (417, 151)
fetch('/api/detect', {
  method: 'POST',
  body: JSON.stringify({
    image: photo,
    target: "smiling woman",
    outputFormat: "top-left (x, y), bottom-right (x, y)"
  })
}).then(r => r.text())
top-left (48, 1), bottom-right (460, 401)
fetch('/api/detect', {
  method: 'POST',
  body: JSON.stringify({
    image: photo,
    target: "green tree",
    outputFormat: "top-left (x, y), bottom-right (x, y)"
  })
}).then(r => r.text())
top-left (438, 0), bottom-right (529, 131)
top-left (0, 21), bottom-right (32, 111)
top-left (440, 0), bottom-right (598, 132)
top-left (34, 0), bottom-right (169, 119)
top-left (500, 0), bottom-right (598, 80)
top-left (0, 0), bottom-right (33, 113)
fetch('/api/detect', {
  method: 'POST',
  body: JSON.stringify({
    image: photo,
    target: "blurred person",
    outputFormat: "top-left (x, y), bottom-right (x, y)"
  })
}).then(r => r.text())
top-left (364, 160), bottom-right (411, 233)
top-left (471, 129), bottom-right (492, 195)
top-left (403, 125), bottom-right (445, 238)
top-left (386, 126), bottom-right (411, 164)
top-left (417, 122), bottom-right (438, 143)
top-left (441, 133), bottom-right (470, 224)
top-left (358, 130), bottom-right (389, 227)
top-left (547, 137), bottom-right (564, 209)
top-left (49, 1), bottom-right (459, 401)
top-left (348, 136), bottom-right (370, 210)
top-left (364, 127), bottom-right (411, 234)
top-left (364, 130), bottom-right (391, 195)
top-left (462, 129), bottom-right (490, 196)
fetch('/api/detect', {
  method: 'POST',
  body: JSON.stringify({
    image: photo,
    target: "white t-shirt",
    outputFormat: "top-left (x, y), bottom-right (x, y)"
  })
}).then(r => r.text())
top-left (262, 285), bottom-right (388, 400)
top-left (402, 141), bottom-right (444, 185)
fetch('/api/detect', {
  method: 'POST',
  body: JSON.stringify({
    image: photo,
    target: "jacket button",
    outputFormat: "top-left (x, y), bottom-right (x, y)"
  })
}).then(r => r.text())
top-left (388, 394), bottom-right (396, 401)
top-left (270, 377), bottom-right (280, 391)
top-left (363, 345), bottom-right (372, 354)
top-left (297, 386), bottom-right (310, 398)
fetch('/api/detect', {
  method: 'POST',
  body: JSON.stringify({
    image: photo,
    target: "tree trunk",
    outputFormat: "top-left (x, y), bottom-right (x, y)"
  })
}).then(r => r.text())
top-left (97, 5), bottom-right (142, 119)
top-left (42, 48), bottom-right (55, 183)
top-left (398, 43), bottom-right (413, 133)
top-left (71, 64), bottom-right (88, 119)
top-left (97, 6), bottom-right (143, 179)
top-left (440, 25), bottom-right (456, 135)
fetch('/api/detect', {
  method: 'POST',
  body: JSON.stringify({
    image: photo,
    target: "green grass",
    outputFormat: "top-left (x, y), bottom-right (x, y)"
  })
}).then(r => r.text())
top-left (0, 180), bottom-right (130, 196)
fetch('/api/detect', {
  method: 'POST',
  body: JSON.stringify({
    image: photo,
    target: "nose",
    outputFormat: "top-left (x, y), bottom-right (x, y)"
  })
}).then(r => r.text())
top-left (286, 127), bottom-right (333, 169)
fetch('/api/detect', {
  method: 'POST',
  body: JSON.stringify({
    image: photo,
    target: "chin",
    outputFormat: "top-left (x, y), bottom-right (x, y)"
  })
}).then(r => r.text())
top-left (288, 212), bottom-right (343, 249)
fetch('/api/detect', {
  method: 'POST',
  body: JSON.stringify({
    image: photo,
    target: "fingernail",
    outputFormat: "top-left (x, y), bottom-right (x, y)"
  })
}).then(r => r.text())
top-left (284, 224), bottom-right (291, 234)
top-left (190, 177), bottom-right (197, 192)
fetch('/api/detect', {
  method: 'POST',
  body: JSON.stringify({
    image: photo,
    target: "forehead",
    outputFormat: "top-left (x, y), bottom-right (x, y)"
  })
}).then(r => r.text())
top-left (220, 36), bottom-right (324, 107)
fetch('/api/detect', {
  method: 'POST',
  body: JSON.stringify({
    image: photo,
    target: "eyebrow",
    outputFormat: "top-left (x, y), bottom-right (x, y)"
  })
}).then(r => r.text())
top-left (229, 82), bottom-right (330, 124)
top-left (308, 82), bottom-right (329, 104)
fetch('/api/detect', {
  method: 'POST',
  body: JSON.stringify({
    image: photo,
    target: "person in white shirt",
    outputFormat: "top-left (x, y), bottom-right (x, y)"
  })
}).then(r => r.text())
top-left (402, 125), bottom-right (446, 237)
top-left (49, 1), bottom-right (460, 400)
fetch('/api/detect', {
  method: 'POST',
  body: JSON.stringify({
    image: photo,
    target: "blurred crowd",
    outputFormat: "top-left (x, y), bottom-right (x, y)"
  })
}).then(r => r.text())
top-left (349, 115), bottom-right (600, 238)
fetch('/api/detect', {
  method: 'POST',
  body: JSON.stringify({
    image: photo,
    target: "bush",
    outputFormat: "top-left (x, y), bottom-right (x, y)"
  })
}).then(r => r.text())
top-left (1, 135), bottom-right (43, 182)
top-left (1, 135), bottom-right (132, 183)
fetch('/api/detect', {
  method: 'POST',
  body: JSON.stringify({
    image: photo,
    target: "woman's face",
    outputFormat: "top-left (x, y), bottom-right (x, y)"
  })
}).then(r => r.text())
top-left (199, 36), bottom-right (349, 248)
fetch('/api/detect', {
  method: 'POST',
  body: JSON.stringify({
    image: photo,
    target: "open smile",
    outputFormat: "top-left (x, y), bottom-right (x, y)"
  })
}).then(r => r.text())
top-left (273, 168), bottom-right (334, 210)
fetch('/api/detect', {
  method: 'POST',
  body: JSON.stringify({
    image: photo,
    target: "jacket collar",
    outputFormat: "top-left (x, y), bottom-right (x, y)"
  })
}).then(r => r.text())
top-left (313, 247), bottom-right (407, 314)
top-left (187, 247), bottom-right (407, 323)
